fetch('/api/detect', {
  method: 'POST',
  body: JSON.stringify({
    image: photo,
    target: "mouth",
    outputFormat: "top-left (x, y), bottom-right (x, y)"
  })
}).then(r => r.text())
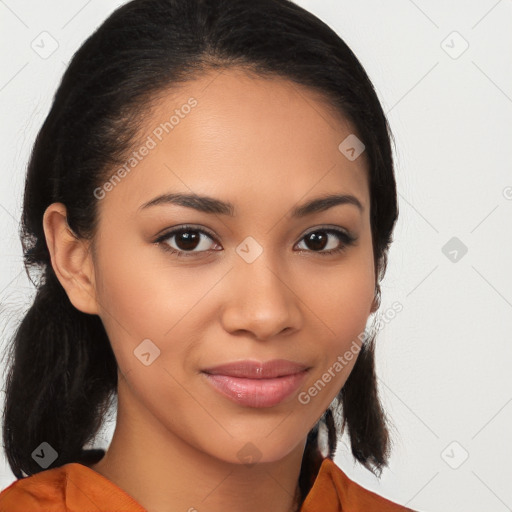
top-left (201, 359), bottom-right (310, 378)
top-left (201, 359), bottom-right (310, 408)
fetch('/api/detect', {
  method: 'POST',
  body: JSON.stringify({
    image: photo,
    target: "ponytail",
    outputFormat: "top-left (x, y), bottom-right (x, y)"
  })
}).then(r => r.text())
top-left (339, 332), bottom-right (391, 475)
top-left (2, 265), bottom-right (117, 478)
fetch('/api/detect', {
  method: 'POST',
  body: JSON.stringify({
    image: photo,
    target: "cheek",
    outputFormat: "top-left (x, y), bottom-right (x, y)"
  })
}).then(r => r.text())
top-left (93, 257), bottom-right (201, 430)
top-left (298, 260), bottom-right (374, 409)
top-left (92, 239), bottom-right (218, 373)
top-left (310, 257), bottom-right (375, 343)
top-left (92, 238), bottom-right (168, 362)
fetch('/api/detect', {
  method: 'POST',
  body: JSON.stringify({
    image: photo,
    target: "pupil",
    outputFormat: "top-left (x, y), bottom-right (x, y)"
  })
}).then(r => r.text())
top-left (177, 230), bottom-right (199, 250)
top-left (307, 232), bottom-right (327, 251)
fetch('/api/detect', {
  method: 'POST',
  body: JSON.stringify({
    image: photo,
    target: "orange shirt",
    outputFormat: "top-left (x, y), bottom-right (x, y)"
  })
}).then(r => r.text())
top-left (0, 457), bottom-right (414, 511)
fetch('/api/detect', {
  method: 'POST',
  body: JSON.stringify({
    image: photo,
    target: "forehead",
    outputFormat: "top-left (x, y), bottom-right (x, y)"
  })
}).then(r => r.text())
top-left (99, 67), bottom-right (370, 219)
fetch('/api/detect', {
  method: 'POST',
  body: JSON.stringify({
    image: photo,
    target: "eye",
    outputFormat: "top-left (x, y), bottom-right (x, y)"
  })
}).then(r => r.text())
top-left (155, 225), bottom-right (219, 257)
top-left (154, 225), bottom-right (358, 258)
top-left (295, 227), bottom-right (357, 256)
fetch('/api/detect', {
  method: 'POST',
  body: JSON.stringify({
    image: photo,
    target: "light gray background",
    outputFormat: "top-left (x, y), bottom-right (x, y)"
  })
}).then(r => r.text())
top-left (1, 1), bottom-right (511, 511)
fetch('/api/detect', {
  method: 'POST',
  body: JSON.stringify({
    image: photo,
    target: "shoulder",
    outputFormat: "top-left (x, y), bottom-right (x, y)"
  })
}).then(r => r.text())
top-left (0, 464), bottom-right (68, 511)
top-left (0, 463), bottom-right (145, 512)
top-left (301, 457), bottom-right (416, 512)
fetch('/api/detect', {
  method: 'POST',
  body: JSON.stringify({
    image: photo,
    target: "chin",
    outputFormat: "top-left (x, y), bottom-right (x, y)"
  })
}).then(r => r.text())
top-left (202, 432), bottom-right (304, 467)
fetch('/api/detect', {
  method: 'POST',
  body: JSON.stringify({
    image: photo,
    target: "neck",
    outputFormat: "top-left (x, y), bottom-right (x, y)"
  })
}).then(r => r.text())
top-left (89, 381), bottom-right (308, 512)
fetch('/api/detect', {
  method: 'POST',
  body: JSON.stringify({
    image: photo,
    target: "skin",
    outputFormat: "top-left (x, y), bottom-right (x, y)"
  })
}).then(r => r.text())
top-left (43, 67), bottom-right (377, 512)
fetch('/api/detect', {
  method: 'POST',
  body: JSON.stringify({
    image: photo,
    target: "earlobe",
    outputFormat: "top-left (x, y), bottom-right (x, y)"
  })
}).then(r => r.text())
top-left (370, 290), bottom-right (380, 314)
top-left (42, 203), bottom-right (99, 315)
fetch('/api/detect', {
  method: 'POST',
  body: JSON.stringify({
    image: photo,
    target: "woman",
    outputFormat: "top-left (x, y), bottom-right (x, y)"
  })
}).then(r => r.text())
top-left (0, 0), bottom-right (413, 510)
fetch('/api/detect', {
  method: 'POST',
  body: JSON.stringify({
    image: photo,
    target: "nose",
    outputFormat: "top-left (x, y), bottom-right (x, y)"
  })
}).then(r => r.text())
top-left (219, 253), bottom-right (303, 341)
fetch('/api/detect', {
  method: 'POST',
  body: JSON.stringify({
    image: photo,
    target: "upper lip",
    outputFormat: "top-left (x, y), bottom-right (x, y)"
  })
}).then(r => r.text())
top-left (202, 359), bottom-right (310, 379)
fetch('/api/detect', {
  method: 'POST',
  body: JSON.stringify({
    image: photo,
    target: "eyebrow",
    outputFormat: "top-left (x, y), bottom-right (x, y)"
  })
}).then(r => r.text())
top-left (138, 192), bottom-right (364, 217)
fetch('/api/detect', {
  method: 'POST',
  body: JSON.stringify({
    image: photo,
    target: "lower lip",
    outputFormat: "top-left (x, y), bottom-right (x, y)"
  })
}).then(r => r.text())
top-left (202, 370), bottom-right (309, 408)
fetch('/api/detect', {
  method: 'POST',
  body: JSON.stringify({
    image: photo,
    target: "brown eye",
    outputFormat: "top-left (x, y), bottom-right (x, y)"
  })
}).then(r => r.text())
top-left (156, 226), bottom-right (219, 257)
top-left (303, 231), bottom-right (329, 251)
top-left (171, 230), bottom-right (203, 251)
top-left (295, 228), bottom-right (357, 256)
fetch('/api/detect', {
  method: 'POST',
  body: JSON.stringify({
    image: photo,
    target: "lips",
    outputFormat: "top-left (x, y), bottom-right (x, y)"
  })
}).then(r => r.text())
top-left (201, 359), bottom-right (309, 379)
top-left (201, 359), bottom-right (310, 408)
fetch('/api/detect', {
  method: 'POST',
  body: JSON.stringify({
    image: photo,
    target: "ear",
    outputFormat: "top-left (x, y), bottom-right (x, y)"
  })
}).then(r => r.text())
top-left (369, 291), bottom-right (380, 314)
top-left (42, 203), bottom-right (99, 315)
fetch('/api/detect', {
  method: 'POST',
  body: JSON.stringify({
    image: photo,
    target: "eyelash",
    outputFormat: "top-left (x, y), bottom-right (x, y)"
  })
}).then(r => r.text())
top-left (154, 224), bottom-right (358, 259)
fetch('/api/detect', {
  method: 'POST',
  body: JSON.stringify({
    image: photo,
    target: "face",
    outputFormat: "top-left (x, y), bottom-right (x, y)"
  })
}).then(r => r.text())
top-left (88, 67), bottom-right (375, 464)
